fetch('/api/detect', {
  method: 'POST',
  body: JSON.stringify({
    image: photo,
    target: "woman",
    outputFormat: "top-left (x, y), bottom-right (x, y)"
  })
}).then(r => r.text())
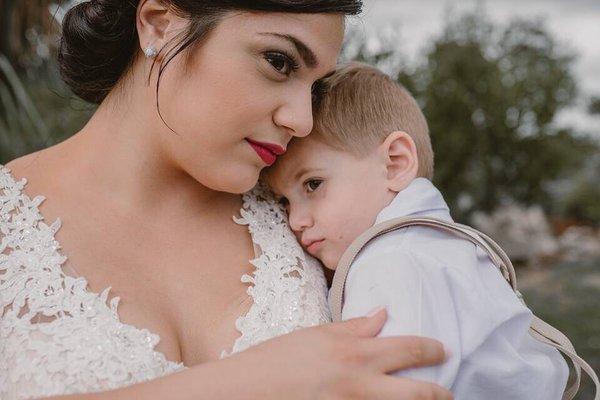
top-left (0, 1), bottom-right (451, 399)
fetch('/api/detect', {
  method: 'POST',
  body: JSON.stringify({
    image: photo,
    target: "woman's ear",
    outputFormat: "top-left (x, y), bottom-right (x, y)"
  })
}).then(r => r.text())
top-left (378, 131), bottom-right (419, 192)
top-left (137, 0), bottom-right (186, 60)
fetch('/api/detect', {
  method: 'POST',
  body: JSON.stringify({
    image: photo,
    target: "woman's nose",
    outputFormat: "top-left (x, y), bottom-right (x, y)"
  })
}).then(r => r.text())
top-left (273, 88), bottom-right (314, 138)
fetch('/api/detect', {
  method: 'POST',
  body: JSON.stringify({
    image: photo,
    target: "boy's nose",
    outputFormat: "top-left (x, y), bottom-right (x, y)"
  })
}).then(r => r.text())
top-left (288, 207), bottom-right (314, 233)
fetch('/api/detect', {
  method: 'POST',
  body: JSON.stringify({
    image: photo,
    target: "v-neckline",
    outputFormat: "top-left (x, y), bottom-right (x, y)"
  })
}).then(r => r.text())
top-left (0, 165), bottom-right (261, 369)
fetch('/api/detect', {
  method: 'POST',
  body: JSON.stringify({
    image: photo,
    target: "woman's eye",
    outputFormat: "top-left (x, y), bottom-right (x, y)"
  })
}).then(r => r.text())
top-left (305, 179), bottom-right (322, 192)
top-left (265, 52), bottom-right (299, 76)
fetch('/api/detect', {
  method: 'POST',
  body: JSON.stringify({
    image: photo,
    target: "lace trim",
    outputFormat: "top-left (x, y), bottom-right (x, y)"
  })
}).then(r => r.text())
top-left (225, 183), bottom-right (331, 356)
top-left (0, 166), bottom-right (184, 398)
top-left (0, 165), bottom-right (331, 398)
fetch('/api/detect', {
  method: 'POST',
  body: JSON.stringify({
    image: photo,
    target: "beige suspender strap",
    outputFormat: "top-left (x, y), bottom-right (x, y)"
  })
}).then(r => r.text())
top-left (530, 316), bottom-right (582, 400)
top-left (329, 216), bottom-right (517, 322)
top-left (329, 216), bottom-right (599, 400)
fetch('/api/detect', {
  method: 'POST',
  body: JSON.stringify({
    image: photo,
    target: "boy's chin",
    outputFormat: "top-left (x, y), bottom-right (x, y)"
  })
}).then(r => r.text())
top-left (306, 245), bottom-right (341, 271)
top-left (320, 253), bottom-right (341, 271)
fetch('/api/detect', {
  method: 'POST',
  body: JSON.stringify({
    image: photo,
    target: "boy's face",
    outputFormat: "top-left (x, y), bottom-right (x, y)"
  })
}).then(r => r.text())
top-left (267, 137), bottom-right (395, 270)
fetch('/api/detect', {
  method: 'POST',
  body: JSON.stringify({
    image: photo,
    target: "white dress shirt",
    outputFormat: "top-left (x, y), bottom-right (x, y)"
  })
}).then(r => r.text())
top-left (334, 178), bottom-right (568, 399)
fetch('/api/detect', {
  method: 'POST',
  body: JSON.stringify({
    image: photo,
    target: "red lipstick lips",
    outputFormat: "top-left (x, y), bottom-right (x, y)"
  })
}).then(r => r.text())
top-left (246, 138), bottom-right (286, 166)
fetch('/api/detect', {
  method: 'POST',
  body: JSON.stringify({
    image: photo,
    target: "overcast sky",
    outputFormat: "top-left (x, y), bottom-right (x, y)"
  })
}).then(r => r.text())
top-left (356, 0), bottom-right (600, 136)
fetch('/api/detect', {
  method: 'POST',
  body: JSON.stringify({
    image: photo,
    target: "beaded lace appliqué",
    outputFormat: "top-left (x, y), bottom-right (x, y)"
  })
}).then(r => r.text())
top-left (0, 166), bottom-right (184, 399)
top-left (225, 183), bottom-right (331, 356)
top-left (0, 167), bottom-right (331, 399)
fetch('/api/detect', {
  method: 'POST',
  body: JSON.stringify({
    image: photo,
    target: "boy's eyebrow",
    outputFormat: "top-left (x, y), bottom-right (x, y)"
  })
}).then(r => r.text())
top-left (258, 32), bottom-right (318, 68)
top-left (293, 166), bottom-right (323, 182)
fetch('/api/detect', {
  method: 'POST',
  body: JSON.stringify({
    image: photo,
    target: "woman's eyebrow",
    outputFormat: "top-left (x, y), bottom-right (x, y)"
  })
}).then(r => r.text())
top-left (258, 32), bottom-right (318, 68)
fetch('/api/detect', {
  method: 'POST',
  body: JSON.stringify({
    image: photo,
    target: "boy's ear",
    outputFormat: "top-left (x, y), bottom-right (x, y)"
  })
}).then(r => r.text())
top-left (378, 131), bottom-right (419, 192)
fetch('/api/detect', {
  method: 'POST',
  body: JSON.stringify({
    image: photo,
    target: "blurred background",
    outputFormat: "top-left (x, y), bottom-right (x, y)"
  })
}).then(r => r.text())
top-left (0, 0), bottom-right (598, 397)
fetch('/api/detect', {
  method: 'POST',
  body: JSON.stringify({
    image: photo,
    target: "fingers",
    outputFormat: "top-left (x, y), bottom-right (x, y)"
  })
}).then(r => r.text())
top-left (328, 307), bottom-right (388, 338)
top-left (359, 336), bottom-right (447, 373)
top-left (361, 374), bottom-right (454, 400)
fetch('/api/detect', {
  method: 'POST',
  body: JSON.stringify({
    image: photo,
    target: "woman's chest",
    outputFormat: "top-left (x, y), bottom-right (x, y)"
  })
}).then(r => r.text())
top-left (2, 166), bottom-right (331, 396)
top-left (55, 207), bottom-right (258, 366)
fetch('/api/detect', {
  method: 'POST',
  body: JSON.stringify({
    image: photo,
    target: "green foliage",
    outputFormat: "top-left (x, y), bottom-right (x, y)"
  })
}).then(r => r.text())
top-left (589, 97), bottom-right (600, 115)
top-left (520, 258), bottom-right (600, 399)
top-left (564, 184), bottom-right (600, 226)
top-left (0, 0), bottom-right (93, 165)
top-left (350, 11), bottom-right (597, 222)
top-left (561, 154), bottom-right (600, 226)
top-left (0, 0), bottom-right (58, 72)
top-left (412, 14), bottom-right (588, 219)
top-left (0, 53), bottom-right (49, 162)
top-left (0, 56), bottom-right (93, 164)
top-left (341, 27), bottom-right (403, 76)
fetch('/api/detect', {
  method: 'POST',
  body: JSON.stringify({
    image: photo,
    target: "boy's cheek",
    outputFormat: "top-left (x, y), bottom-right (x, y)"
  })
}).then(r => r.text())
top-left (291, 228), bottom-right (302, 244)
top-left (321, 245), bottom-right (344, 271)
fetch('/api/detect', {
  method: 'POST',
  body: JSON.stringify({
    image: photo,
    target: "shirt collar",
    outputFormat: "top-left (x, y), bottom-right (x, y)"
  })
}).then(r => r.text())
top-left (375, 178), bottom-right (451, 224)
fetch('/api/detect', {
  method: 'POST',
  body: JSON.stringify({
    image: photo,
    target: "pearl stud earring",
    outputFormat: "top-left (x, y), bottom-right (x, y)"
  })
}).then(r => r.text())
top-left (144, 45), bottom-right (158, 58)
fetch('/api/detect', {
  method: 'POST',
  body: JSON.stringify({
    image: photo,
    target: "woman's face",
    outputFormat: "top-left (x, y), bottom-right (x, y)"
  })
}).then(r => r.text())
top-left (152, 12), bottom-right (345, 194)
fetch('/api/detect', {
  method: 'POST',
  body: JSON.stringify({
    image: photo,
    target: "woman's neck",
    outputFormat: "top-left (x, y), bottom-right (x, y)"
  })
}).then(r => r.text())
top-left (36, 90), bottom-right (237, 220)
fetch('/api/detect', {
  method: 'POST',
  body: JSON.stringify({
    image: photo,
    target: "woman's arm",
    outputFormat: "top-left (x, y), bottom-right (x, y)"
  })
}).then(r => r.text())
top-left (45, 310), bottom-right (452, 400)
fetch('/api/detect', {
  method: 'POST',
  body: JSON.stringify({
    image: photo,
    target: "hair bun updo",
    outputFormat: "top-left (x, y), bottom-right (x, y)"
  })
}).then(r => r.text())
top-left (58, 0), bottom-right (139, 104)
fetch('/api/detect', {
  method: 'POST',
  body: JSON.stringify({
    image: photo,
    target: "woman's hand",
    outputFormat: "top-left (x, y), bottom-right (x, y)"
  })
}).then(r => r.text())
top-left (224, 307), bottom-right (452, 399)
top-left (48, 309), bottom-right (451, 400)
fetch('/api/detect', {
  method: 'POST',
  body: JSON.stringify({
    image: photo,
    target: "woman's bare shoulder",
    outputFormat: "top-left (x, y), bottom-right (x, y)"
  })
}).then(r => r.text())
top-left (5, 148), bottom-right (49, 181)
top-left (4, 141), bottom-right (73, 197)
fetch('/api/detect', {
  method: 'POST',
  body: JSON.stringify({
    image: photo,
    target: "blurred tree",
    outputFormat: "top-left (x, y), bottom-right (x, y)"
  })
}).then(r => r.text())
top-left (0, 0), bottom-right (58, 71)
top-left (589, 96), bottom-right (600, 115)
top-left (349, 11), bottom-right (596, 221)
top-left (0, 54), bottom-right (50, 162)
top-left (409, 13), bottom-right (595, 220)
top-left (0, 0), bottom-right (18, 61)
top-left (1, 1), bottom-right (93, 165)
top-left (341, 26), bottom-right (404, 77)
top-left (563, 179), bottom-right (600, 226)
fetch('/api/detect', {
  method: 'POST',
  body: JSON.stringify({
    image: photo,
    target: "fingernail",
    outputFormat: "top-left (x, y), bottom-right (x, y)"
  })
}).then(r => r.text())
top-left (444, 344), bottom-right (453, 359)
top-left (367, 306), bottom-right (386, 317)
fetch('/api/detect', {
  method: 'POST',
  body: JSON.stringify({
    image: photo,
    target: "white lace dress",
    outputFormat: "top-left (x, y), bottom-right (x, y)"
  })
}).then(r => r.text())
top-left (0, 165), bottom-right (331, 399)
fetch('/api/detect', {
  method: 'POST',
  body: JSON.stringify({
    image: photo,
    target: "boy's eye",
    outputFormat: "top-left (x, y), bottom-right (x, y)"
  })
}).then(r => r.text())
top-left (278, 196), bottom-right (289, 207)
top-left (264, 51), bottom-right (299, 76)
top-left (305, 179), bottom-right (322, 192)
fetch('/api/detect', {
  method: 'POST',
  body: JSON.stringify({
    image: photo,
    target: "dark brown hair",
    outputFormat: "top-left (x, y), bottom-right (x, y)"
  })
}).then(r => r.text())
top-left (58, 0), bottom-right (362, 105)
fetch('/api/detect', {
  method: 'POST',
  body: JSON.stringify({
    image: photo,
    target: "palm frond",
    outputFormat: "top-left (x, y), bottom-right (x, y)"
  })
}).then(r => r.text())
top-left (0, 53), bottom-right (49, 162)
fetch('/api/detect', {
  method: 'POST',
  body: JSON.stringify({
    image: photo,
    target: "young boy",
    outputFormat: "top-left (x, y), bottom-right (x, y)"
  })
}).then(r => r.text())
top-left (265, 62), bottom-right (569, 399)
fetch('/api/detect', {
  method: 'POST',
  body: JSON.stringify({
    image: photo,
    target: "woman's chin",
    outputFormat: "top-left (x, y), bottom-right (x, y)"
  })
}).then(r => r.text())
top-left (213, 170), bottom-right (261, 194)
top-left (186, 161), bottom-right (262, 194)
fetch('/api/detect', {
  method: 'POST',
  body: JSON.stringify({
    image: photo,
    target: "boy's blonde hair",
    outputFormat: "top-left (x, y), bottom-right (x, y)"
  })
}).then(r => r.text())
top-left (312, 62), bottom-right (434, 179)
